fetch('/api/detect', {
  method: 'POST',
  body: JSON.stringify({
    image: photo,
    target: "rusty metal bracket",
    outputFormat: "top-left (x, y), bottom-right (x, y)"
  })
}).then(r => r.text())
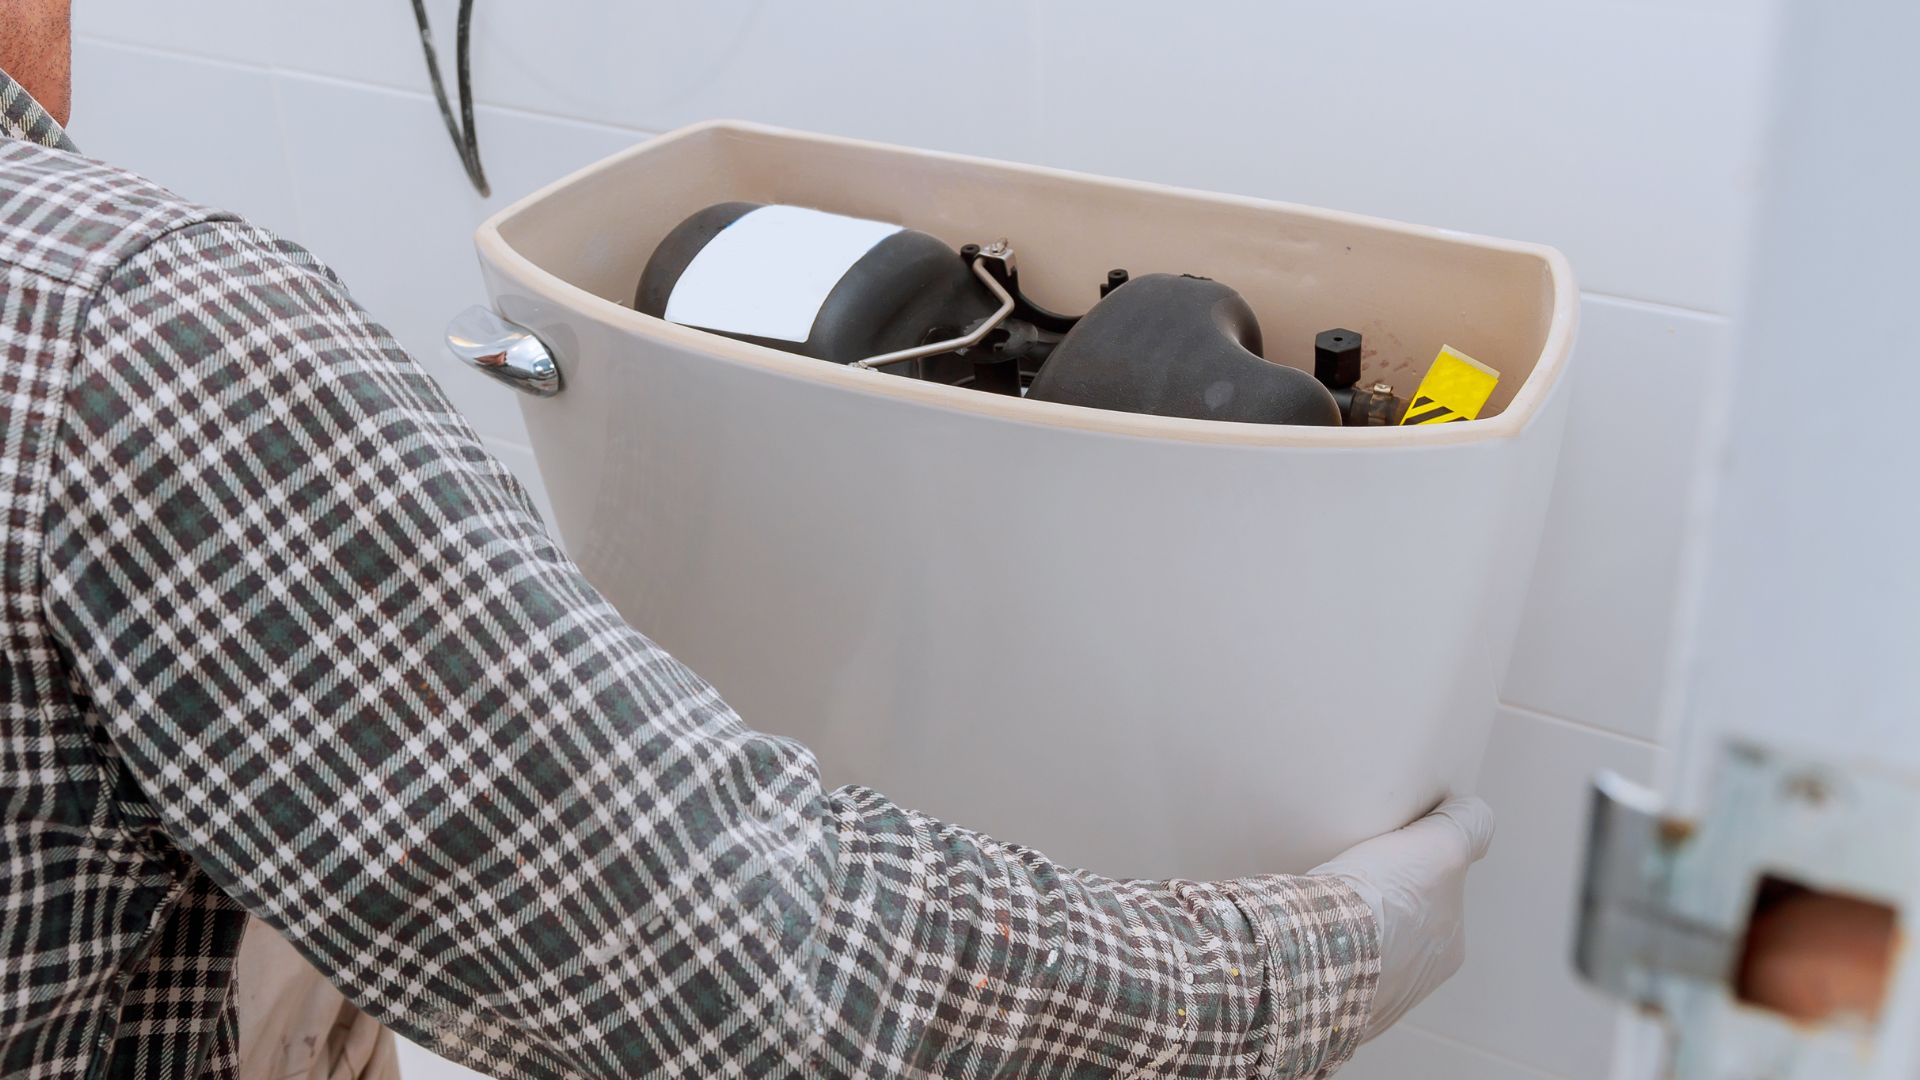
top-left (1575, 741), bottom-right (1920, 1079)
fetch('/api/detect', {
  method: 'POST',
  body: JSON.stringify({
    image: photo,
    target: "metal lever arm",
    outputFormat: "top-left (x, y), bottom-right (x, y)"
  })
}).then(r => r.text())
top-left (446, 306), bottom-right (561, 396)
top-left (852, 245), bottom-right (1018, 371)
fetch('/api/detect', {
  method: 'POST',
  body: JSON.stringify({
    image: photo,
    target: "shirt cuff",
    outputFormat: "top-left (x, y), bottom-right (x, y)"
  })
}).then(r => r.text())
top-left (1216, 874), bottom-right (1380, 1078)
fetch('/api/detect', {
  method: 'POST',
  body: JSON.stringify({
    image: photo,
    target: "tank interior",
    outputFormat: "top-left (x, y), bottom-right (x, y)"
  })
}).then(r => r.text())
top-left (495, 124), bottom-right (1563, 421)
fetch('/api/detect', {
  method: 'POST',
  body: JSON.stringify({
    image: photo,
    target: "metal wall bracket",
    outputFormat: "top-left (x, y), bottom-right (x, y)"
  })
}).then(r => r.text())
top-left (446, 306), bottom-right (561, 396)
top-left (1576, 742), bottom-right (1920, 1079)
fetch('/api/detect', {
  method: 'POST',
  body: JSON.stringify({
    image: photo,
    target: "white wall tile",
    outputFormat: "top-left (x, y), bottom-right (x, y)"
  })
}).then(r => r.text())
top-left (1502, 298), bottom-right (1725, 741)
top-left (266, 1), bottom-right (1047, 162)
top-left (68, 42), bottom-right (303, 238)
top-left (1342, 1023), bottom-right (1559, 1080)
top-left (270, 75), bottom-right (639, 443)
top-left (1031, 0), bottom-right (1778, 314)
top-left (1406, 708), bottom-right (1655, 1079)
top-left (261, 0), bottom-right (465, 96)
top-left (74, 3), bottom-right (278, 66)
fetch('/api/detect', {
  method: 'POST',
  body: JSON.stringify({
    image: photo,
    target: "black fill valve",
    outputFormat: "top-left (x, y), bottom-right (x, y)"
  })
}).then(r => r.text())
top-left (1316, 328), bottom-right (1403, 426)
top-left (636, 202), bottom-right (1391, 427)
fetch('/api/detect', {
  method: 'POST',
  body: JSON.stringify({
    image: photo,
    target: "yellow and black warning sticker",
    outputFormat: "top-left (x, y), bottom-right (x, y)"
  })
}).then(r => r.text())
top-left (1399, 345), bottom-right (1500, 425)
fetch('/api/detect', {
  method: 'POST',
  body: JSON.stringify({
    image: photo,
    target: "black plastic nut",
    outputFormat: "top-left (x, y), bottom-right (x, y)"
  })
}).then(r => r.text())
top-left (1314, 328), bottom-right (1363, 390)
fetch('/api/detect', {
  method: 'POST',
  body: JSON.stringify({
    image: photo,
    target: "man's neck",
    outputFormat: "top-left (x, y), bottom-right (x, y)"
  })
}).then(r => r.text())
top-left (0, 66), bottom-right (77, 152)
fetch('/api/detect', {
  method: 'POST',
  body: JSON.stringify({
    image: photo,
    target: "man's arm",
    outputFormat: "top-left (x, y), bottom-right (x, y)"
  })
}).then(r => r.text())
top-left (43, 220), bottom-right (1378, 1078)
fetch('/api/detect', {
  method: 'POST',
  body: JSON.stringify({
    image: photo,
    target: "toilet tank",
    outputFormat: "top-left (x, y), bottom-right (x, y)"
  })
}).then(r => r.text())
top-left (469, 121), bottom-right (1576, 879)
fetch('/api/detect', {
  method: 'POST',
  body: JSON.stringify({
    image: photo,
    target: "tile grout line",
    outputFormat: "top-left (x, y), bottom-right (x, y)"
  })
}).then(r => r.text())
top-left (76, 34), bottom-right (662, 138)
top-left (1398, 1020), bottom-right (1568, 1079)
top-left (76, 33), bottom-right (281, 76)
top-left (1496, 699), bottom-right (1663, 750)
top-left (1579, 291), bottom-right (1731, 322)
top-left (272, 67), bottom-right (662, 137)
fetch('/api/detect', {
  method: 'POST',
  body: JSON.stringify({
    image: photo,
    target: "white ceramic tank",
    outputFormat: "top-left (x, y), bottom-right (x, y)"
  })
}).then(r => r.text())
top-left (468, 121), bottom-right (1576, 879)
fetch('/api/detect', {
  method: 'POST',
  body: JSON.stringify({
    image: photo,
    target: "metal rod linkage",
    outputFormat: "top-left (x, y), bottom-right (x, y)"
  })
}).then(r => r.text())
top-left (852, 256), bottom-right (1016, 371)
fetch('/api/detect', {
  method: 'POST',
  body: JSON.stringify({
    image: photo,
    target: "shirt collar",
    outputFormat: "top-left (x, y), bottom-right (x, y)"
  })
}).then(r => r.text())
top-left (0, 66), bottom-right (78, 153)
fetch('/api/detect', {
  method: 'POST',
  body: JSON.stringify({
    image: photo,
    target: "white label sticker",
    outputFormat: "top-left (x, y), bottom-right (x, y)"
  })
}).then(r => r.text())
top-left (663, 205), bottom-right (904, 343)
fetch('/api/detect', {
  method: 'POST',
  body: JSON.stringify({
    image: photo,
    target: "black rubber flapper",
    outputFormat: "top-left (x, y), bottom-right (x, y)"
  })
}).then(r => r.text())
top-left (1027, 274), bottom-right (1341, 426)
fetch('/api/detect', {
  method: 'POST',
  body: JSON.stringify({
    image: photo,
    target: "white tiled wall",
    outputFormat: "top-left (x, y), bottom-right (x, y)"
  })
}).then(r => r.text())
top-left (1503, 299), bottom-right (1730, 743)
top-left (1345, 1025), bottom-right (1560, 1080)
top-left (66, 4), bottom-right (1782, 1077)
top-left (1386, 709), bottom-right (1659, 1080)
top-left (1030, 0), bottom-right (1776, 315)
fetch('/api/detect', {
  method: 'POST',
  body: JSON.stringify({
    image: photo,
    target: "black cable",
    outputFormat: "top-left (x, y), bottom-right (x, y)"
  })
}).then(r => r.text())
top-left (412, 0), bottom-right (490, 197)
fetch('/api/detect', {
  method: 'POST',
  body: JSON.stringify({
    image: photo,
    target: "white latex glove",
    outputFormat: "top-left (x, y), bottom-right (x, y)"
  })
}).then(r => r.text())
top-left (1308, 796), bottom-right (1495, 1042)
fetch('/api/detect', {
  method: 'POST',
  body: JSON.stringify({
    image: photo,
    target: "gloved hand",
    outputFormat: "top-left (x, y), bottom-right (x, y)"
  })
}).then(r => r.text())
top-left (1308, 796), bottom-right (1495, 1042)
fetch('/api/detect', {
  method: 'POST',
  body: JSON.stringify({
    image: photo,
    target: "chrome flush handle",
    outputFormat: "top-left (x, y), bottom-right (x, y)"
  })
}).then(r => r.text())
top-left (445, 305), bottom-right (561, 396)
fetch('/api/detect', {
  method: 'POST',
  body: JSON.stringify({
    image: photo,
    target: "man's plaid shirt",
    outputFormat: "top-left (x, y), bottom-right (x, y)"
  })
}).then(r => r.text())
top-left (0, 72), bottom-right (1377, 1079)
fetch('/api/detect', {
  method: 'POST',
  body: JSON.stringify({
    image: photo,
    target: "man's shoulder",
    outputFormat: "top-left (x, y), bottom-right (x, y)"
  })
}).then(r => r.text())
top-left (0, 138), bottom-right (239, 292)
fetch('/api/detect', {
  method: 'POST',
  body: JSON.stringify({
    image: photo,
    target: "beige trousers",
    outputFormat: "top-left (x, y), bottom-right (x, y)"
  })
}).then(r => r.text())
top-left (235, 919), bottom-right (400, 1080)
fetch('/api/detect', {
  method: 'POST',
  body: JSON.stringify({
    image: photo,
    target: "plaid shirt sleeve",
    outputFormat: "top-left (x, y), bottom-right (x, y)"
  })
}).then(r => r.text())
top-left (41, 219), bottom-right (1378, 1079)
